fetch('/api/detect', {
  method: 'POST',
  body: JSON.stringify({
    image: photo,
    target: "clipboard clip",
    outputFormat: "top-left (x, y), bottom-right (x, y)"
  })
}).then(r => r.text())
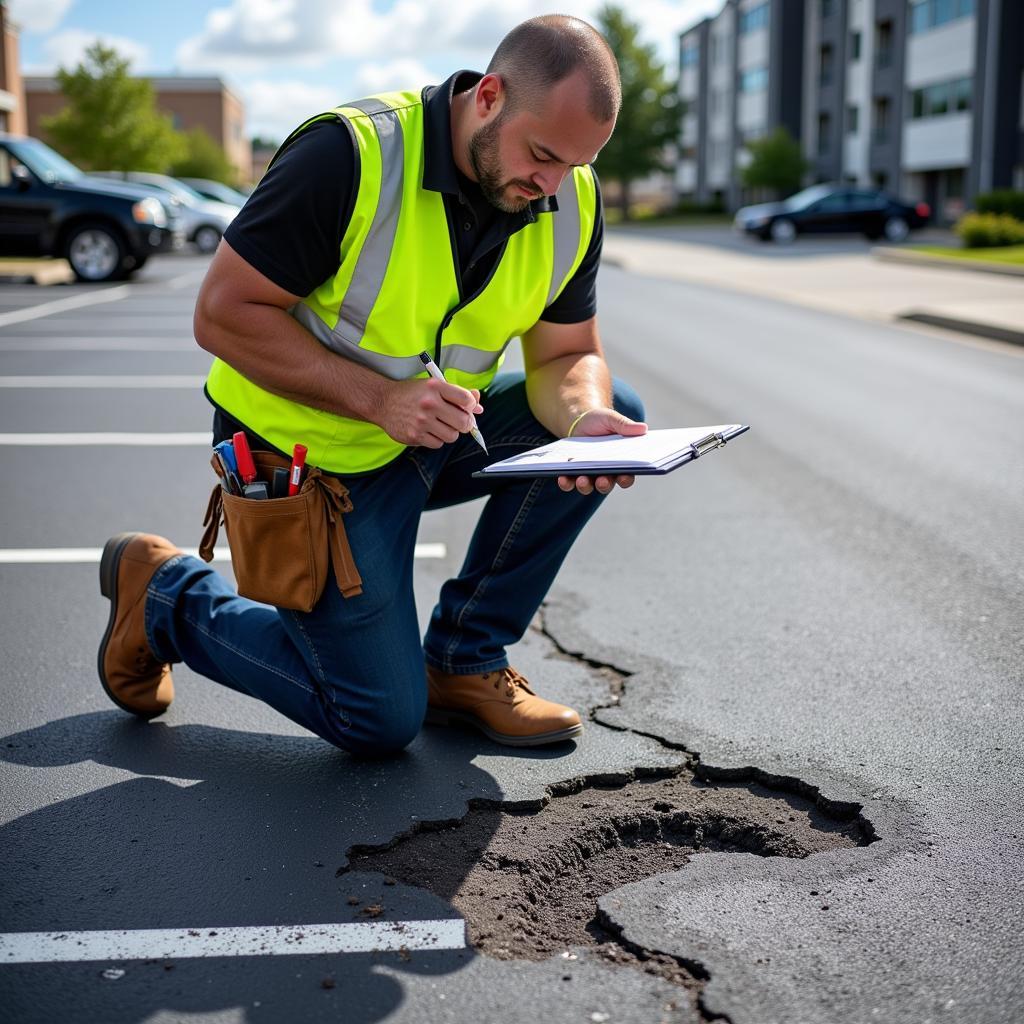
top-left (691, 432), bottom-right (726, 457)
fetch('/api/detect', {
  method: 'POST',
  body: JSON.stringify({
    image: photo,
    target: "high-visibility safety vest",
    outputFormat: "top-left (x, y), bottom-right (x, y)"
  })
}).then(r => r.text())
top-left (205, 90), bottom-right (598, 474)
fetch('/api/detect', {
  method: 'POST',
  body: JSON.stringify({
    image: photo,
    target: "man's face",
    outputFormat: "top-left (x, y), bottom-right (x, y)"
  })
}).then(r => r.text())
top-left (468, 71), bottom-right (615, 213)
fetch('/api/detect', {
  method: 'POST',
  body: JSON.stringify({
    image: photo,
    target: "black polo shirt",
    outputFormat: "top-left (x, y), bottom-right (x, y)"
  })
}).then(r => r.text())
top-left (223, 70), bottom-right (603, 323)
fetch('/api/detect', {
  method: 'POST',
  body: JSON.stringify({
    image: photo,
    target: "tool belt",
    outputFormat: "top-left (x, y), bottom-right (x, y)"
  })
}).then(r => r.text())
top-left (199, 451), bottom-right (362, 612)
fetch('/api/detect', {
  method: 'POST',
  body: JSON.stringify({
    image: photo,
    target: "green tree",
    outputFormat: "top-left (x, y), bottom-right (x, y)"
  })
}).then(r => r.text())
top-left (740, 127), bottom-right (808, 198)
top-left (42, 43), bottom-right (185, 172)
top-left (168, 128), bottom-right (237, 185)
top-left (594, 5), bottom-right (682, 220)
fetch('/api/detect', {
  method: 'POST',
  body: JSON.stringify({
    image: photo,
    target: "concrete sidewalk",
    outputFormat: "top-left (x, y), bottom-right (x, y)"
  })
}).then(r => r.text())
top-left (603, 228), bottom-right (1024, 345)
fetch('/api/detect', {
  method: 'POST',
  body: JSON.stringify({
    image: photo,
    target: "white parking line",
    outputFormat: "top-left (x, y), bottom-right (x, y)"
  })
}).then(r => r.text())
top-left (0, 433), bottom-right (212, 445)
top-left (0, 285), bottom-right (132, 328)
top-left (0, 544), bottom-right (448, 563)
top-left (0, 376), bottom-right (206, 388)
top-left (0, 339), bottom-right (198, 351)
top-left (0, 918), bottom-right (466, 963)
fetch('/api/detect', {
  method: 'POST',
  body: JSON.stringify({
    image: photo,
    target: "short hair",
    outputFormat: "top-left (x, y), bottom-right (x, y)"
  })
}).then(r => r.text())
top-left (486, 15), bottom-right (621, 124)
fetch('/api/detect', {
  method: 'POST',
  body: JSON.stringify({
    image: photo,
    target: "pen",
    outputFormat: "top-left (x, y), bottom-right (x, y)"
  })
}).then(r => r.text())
top-left (418, 352), bottom-right (488, 454)
top-left (287, 443), bottom-right (307, 496)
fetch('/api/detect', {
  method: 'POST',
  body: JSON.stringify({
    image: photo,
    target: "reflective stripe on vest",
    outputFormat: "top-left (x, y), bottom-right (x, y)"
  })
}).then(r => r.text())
top-left (206, 91), bottom-right (597, 474)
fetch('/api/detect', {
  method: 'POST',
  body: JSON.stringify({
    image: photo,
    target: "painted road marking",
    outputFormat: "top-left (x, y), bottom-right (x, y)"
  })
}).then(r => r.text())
top-left (0, 339), bottom-right (198, 351)
top-left (0, 919), bottom-right (466, 963)
top-left (0, 433), bottom-right (212, 445)
top-left (0, 285), bottom-right (132, 328)
top-left (0, 544), bottom-right (448, 563)
top-left (0, 376), bottom-right (205, 388)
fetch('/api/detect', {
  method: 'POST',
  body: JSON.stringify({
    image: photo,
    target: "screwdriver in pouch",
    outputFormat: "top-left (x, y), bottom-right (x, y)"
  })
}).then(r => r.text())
top-left (232, 431), bottom-right (269, 500)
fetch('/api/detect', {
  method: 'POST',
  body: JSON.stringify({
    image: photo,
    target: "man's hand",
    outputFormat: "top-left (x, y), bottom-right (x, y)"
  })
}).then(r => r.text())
top-left (379, 378), bottom-right (483, 448)
top-left (557, 407), bottom-right (647, 495)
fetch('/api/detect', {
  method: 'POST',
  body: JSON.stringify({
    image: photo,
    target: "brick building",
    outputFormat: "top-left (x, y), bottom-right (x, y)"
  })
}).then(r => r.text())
top-left (25, 75), bottom-right (250, 183)
top-left (0, 2), bottom-right (25, 135)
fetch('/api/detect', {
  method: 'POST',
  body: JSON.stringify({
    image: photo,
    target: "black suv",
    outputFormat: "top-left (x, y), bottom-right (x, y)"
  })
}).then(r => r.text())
top-left (0, 134), bottom-right (183, 281)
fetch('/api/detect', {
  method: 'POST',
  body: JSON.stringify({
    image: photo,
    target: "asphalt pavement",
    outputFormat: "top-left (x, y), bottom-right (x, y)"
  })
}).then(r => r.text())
top-left (1, 252), bottom-right (1022, 1023)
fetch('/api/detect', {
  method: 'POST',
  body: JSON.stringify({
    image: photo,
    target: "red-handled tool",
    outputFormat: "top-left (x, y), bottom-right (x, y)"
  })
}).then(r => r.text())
top-left (232, 431), bottom-right (257, 485)
top-left (288, 443), bottom-right (308, 496)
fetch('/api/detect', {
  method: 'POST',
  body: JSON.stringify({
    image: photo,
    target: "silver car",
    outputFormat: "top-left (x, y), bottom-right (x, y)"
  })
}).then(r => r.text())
top-left (92, 171), bottom-right (239, 253)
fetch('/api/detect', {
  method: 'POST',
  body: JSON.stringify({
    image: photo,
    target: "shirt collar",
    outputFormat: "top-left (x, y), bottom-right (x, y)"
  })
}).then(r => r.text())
top-left (420, 70), bottom-right (558, 220)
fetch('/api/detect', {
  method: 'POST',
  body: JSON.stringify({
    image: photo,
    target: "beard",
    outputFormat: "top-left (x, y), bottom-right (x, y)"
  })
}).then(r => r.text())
top-left (467, 115), bottom-right (542, 214)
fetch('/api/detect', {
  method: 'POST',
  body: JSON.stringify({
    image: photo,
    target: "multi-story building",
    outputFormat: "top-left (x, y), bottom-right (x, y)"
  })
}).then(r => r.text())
top-left (24, 76), bottom-right (251, 183)
top-left (0, 2), bottom-right (25, 135)
top-left (679, 0), bottom-right (1023, 219)
top-left (677, 0), bottom-right (806, 207)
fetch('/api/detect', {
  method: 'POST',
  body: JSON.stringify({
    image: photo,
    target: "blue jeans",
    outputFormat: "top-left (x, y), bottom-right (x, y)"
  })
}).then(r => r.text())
top-left (145, 373), bottom-right (643, 756)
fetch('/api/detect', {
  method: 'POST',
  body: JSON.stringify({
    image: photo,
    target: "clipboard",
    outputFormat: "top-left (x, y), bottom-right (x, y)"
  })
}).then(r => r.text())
top-left (471, 424), bottom-right (750, 479)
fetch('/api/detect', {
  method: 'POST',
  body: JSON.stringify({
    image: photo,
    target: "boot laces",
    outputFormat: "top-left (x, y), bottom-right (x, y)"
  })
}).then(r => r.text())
top-left (501, 667), bottom-right (534, 698)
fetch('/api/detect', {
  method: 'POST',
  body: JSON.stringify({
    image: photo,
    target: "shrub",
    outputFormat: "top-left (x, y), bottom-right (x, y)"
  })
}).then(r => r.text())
top-left (954, 212), bottom-right (1024, 248)
top-left (975, 190), bottom-right (1024, 221)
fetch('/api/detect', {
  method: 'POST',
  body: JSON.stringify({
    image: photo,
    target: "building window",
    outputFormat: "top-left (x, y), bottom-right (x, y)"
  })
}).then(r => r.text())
top-left (876, 20), bottom-right (893, 68)
top-left (850, 31), bottom-right (862, 61)
top-left (873, 97), bottom-right (891, 142)
top-left (847, 105), bottom-right (859, 134)
top-left (910, 77), bottom-right (972, 118)
top-left (740, 67), bottom-right (768, 93)
top-left (681, 42), bottom-right (700, 67)
top-left (819, 44), bottom-right (834, 86)
top-left (821, 0), bottom-right (835, 18)
top-left (818, 112), bottom-right (832, 155)
top-left (739, 2), bottom-right (770, 34)
top-left (909, 0), bottom-right (975, 34)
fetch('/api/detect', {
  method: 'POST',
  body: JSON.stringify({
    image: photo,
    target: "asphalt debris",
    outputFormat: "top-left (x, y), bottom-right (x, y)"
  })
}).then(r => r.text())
top-left (344, 768), bottom-right (866, 1015)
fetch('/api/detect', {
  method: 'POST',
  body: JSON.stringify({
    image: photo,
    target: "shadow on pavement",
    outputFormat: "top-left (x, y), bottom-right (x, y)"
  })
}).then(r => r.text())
top-left (0, 711), bottom-right (576, 1023)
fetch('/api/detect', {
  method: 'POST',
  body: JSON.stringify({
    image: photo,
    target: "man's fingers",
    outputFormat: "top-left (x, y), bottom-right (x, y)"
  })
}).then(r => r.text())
top-left (556, 474), bottom-right (637, 494)
top-left (438, 380), bottom-right (483, 414)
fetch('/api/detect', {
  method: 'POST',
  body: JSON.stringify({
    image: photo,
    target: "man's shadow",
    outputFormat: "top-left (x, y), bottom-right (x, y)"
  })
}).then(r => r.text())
top-left (0, 711), bottom-right (573, 1023)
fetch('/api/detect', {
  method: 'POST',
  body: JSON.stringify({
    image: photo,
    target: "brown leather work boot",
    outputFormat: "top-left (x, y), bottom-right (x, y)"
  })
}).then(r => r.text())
top-left (425, 665), bottom-right (583, 747)
top-left (98, 532), bottom-right (182, 719)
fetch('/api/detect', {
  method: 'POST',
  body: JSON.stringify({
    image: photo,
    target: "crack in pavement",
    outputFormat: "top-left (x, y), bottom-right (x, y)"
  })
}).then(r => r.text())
top-left (328, 614), bottom-right (876, 1024)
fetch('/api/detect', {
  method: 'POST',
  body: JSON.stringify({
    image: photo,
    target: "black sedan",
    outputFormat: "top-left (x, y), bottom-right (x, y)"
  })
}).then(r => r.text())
top-left (734, 184), bottom-right (930, 244)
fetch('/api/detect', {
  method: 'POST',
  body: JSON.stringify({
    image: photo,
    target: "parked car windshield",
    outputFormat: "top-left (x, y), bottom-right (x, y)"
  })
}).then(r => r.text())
top-left (8, 139), bottom-right (83, 184)
top-left (133, 175), bottom-right (211, 206)
top-left (782, 185), bottom-right (835, 211)
top-left (184, 179), bottom-right (248, 205)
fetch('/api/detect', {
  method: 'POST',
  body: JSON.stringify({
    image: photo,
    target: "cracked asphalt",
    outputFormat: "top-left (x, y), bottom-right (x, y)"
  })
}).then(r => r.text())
top-left (1, 253), bottom-right (1022, 1023)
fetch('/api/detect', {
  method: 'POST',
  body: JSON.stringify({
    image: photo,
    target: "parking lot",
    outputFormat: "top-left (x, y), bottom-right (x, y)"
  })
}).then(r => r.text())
top-left (2, 252), bottom-right (1022, 1024)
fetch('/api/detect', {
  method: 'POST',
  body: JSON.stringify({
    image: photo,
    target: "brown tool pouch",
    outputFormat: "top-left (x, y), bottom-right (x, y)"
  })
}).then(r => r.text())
top-left (199, 451), bottom-right (362, 612)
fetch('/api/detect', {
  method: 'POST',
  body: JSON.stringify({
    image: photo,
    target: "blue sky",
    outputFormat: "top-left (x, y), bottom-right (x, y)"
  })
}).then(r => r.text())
top-left (13, 0), bottom-right (721, 141)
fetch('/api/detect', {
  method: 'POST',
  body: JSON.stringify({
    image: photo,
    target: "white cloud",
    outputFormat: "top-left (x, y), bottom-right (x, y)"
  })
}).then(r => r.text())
top-left (241, 78), bottom-right (341, 141)
top-left (175, 0), bottom-right (717, 75)
top-left (33, 28), bottom-right (151, 73)
top-left (354, 58), bottom-right (434, 96)
top-left (7, 0), bottom-right (73, 35)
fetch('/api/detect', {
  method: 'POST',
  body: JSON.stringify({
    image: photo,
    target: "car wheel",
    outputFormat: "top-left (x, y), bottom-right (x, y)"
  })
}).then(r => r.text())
top-left (883, 216), bottom-right (909, 242)
top-left (65, 224), bottom-right (126, 283)
top-left (770, 218), bottom-right (796, 244)
top-left (194, 225), bottom-right (222, 254)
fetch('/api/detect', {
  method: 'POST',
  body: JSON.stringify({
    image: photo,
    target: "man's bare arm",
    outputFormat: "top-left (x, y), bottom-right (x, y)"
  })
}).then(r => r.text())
top-left (521, 316), bottom-right (646, 495)
top-left (194, 240), bottom-right (481, 448)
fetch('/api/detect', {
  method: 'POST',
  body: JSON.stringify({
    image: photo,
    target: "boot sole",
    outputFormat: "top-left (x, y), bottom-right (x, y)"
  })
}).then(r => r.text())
top-left (98, 532), bottom-right (165, 720)
top-left (424, 707), bottom-right (583, 747)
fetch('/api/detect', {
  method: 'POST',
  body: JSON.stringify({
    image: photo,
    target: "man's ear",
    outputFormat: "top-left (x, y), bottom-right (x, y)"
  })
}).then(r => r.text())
top-left (474, 73), bottom-right (506, 120)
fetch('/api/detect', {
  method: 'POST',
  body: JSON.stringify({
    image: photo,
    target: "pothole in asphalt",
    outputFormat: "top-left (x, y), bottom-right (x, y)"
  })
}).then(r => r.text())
top-left (342, 768), bottom-right (869, 1016)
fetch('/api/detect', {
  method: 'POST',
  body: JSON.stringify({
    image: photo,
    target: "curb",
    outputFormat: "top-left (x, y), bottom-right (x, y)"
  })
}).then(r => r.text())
top-left (0, 260), bottom-right (74, 286)
top-left (872, 246), bottom-right (1024, 278)
top-left (897, 310), bottom-right (1024, 347)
